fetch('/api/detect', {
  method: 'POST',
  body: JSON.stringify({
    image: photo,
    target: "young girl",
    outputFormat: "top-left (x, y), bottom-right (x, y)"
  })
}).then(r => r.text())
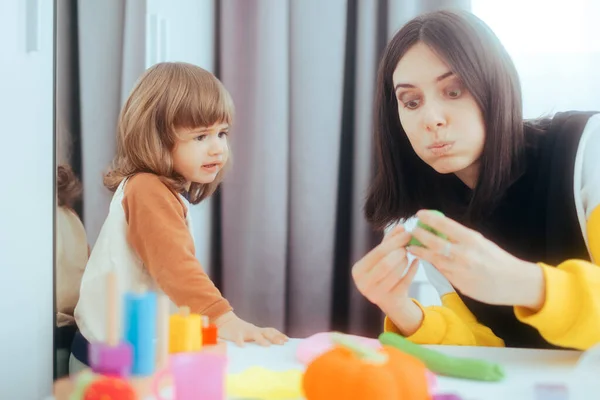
top-left (71, 62), bottom-right (288, 370)
top-left (352, 10), bottom-right (600, 350)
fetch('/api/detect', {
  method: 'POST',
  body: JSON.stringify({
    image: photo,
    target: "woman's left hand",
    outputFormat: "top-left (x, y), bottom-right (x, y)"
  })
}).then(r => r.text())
top-left (407, 210), bottom-right (546, 310)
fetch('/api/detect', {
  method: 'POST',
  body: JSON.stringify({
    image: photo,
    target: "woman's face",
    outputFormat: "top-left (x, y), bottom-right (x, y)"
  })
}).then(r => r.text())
top-left (392, 42), bottom-right (485, 186)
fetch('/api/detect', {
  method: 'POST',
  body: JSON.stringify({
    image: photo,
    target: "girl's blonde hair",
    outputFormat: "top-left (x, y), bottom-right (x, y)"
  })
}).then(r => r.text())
top-left (104, 62), bottom-right (234, 204)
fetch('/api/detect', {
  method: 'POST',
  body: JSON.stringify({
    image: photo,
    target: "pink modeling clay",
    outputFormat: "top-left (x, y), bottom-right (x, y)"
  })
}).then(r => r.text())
top-left (296, 332), bottom-right (382, 365)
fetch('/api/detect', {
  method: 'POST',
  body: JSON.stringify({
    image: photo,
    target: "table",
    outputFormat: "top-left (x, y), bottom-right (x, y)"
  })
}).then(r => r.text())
top-left (225, 339), bottom-right (599, 400)
top-left (53, 338), bottom-right (600, 400)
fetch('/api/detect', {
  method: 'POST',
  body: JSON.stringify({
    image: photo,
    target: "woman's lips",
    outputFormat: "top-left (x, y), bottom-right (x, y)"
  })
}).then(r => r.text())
top-left (428, 141), bottom-right (454, 156)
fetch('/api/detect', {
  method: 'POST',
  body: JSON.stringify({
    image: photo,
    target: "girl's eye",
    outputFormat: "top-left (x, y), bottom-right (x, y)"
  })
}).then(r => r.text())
top-left (195, 135), bottom-right (207, 141)
top-left (218, 132), bottom-right (228, 138)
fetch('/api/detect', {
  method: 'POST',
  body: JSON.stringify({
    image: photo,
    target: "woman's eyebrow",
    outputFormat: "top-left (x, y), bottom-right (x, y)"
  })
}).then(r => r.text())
top-left (394, 71), bottom-right (454, 91)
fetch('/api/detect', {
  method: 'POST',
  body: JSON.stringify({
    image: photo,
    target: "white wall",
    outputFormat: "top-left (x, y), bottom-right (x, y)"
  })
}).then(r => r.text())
top-left (472, 0), bottom-right (600, 117)
top-left (0, 0), bottom-right (54, 398)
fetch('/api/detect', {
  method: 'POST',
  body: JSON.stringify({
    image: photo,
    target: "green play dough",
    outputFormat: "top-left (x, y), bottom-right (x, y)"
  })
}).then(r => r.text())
top-left (379, 332), bottom-right (505, 382)
top-left (409, 210), bottom-right (448, 247)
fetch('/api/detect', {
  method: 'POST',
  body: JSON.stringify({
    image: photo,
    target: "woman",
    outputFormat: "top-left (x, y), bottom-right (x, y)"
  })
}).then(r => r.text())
top-left (352, 9), bottom-right (600, 350)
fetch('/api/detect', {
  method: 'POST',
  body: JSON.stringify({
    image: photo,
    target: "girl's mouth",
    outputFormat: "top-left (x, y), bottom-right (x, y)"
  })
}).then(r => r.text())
top-left (202, 163), bottom-right (220, 172)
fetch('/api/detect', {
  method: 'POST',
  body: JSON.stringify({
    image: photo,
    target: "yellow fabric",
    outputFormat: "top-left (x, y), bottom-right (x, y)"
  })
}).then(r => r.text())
top-left (588, 205), bottom-right (600, 263)
top-left (442, 293), bottom-right (505, 347)
top-left (514, 205), bottom-right (600, 350)
top-left (384, 205), bottom-right (600, 350)
top-left (384, 296), bottom-right (503, 347)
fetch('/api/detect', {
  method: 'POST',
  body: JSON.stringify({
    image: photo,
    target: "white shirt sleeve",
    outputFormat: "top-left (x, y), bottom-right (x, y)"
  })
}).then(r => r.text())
top-left (574, 113), bottom-right (600, 261)
top-left (580, 114), bottom-right (600, 220)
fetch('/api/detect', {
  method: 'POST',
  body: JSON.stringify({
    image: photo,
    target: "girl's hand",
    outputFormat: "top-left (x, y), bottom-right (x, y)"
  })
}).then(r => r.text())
top-left (214, 311), bottom-right (289, 347)
top-left (407, 210), bottom-right (545, 310)
top-left (351, 224), bottom-right (420, 312)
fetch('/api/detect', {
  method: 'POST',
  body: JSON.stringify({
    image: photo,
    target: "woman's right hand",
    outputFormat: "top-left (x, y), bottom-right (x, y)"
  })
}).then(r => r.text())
top-left (351, 224), bottom-right (423, 335)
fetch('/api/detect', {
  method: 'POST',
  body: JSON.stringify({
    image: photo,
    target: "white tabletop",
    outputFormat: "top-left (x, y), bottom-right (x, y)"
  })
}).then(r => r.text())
top-left (49, 338), bottom-right (600, 400)
top-left (225, 339), bottom-right (600, 400)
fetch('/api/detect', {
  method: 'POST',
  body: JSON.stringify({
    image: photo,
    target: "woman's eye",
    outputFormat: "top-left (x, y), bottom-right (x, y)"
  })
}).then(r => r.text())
top-left (404, 99), bottom-right (421, 109)
top-left (446, 86), bottom-right (462, 98)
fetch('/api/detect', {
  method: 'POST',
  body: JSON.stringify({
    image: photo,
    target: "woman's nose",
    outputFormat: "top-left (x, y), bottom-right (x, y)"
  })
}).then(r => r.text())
top-left (422, 102), bottom-right (447, 131)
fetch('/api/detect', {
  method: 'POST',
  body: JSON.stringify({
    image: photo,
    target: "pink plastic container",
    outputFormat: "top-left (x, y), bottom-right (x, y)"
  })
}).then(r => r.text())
top-left (89, 341), bottom-right (133, 378)
top-left (153, 352), bottom-right (227, 400)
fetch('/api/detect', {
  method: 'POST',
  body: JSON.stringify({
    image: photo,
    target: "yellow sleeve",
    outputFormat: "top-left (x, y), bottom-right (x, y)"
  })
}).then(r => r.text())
top-left (515, 205), bottom-right (600, 350)
top-left (384, 293), bottom-right (504, 347)
top-left (589, 205), bottom-right (600, 262)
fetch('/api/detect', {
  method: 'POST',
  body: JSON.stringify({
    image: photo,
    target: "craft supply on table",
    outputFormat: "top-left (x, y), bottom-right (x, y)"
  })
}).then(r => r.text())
top-left (534, 383), bottom-right (568, 400)
top-left (82, 376), bottom-right (137, 400)
top-left (432, 394), bottom-right (463, 400)
top-left (69, 370), bottom-right (99, 400)
top-left (124, 287), bottom-right (157, 376)
top-left (409, 210), bottom-right (448, 247)
top-left (200, 315), bottom-right (227, 354)
top-left (153, 351), bottom-right (227, 400)
top-left (296, 331), bottom-right (381, 365)
top-left (89, 271), bottom-right (133, 378)
top-left (302, 333), bottom-right (432, 400)
top-left (226, 366), bottom-right (303, 400)
top-left (379, 332), bottom-right (505, 382)
top-left (155, 293), bottom-right (170, 369)
top-left (169, 306), bottom-right (203, 354)
top-left (202, 315), bottom-right (218, 345)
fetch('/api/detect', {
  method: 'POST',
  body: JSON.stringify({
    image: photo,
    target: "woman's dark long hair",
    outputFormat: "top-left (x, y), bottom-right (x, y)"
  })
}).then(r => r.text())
top-left (365, 9), bottom-right (525, 230)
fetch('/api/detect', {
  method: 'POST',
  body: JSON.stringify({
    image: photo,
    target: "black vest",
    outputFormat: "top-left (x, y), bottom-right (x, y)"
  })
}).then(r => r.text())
top-left (450, 111), bottom-right (597, 349)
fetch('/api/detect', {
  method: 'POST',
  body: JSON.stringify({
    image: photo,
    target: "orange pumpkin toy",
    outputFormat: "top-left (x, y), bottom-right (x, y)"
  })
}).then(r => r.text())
top-left (83, 376), bottom-right (137, 400)
top-left (303, 333), bottom-right (431, 400)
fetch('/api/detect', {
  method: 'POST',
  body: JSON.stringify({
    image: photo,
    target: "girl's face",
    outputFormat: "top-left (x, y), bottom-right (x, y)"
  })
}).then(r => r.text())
top-left (392, 42), bottom-right (485, 187)
top-left (172, 122), bottom-right (229, 185)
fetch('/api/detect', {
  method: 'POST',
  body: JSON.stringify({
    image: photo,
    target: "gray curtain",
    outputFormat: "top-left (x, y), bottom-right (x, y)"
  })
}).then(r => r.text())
top-left (218, 0), bottom-right (471, 338)
top-left (78, 0), bottom-right (147, 244)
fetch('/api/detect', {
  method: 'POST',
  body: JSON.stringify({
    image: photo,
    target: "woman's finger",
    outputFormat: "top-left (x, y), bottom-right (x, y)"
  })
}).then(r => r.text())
top-left (365, 248), bottom-right (407, 287)
top-left (353, 232), bottom-right (412, 276)
top-left (374, 257), bottom-right (409, 294)
top-left (383, 223), bottom-right (405, 241)
top-left (387, 258), bottom-right (420, 296)
top-left (415, 210), bottom-right (475, 243)
top-left (398, 258), bottom-right (420, 290)
top-left (407, 244), bottom-right (453, 273)
top-left (412, 226), bottom-right (452, 254)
